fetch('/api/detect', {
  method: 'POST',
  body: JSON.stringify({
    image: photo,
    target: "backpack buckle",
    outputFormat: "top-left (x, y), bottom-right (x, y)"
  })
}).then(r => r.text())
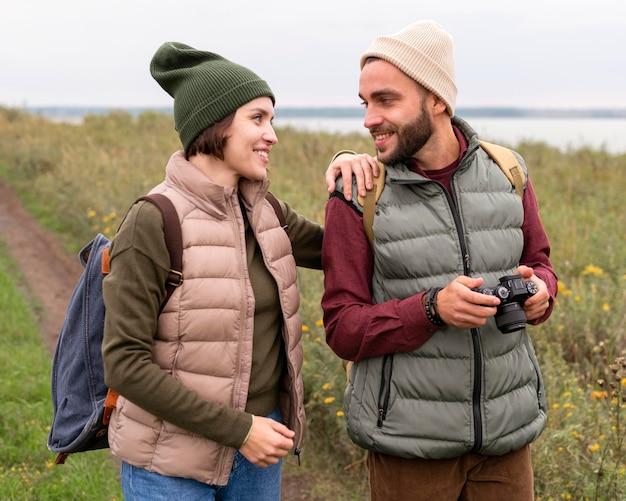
top-left (167, 269), bottom-right (183, 287)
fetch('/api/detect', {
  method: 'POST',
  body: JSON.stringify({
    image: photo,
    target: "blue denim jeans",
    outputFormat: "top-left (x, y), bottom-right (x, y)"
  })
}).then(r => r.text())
top-left (121, 409), bottom-right (283, 501)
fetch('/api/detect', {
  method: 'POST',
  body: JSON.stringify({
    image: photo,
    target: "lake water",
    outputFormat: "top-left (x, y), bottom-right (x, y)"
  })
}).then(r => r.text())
top-left (274, 116), bottom-right (626, 154)
top-left (35, 107), bottom-right (626, 155)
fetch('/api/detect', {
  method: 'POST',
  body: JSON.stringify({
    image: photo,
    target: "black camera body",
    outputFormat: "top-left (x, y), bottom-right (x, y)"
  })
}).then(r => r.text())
top-left (474, 274), bottom-right (538, 333)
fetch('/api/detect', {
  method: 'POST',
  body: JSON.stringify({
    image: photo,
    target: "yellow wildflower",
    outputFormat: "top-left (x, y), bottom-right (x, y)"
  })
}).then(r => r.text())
top-left (87, 209), bottom-right (96, 218)
top-left (582, 264), bottom-right (604, 276)
top-left (336, 411), bottom-right (344, 417)
top-left (591, 391), bottom-right (609, 400)
top-left (602, 303), bottom-right (610, 312)
top-left (316, 319), bottom-right (324, 327)
top-left (324, 397), bottom-right (336, 404)
top-left (588, 443), bottom-right (601, 453)
top-left (322, 382), bottom-right (332, 390)
top-left (302, 325), bottom-right (309, 332)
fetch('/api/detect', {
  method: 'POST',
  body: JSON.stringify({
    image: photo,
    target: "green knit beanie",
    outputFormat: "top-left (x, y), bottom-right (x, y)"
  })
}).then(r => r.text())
top-left (150, 42), bottom-right (275, 153)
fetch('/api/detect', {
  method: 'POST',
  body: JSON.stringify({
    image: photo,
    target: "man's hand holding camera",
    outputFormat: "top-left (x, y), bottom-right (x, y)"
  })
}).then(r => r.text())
top-left (434, 265), bottom-right (549, 332)
top-left (514, 264), bottom-right (551, 322)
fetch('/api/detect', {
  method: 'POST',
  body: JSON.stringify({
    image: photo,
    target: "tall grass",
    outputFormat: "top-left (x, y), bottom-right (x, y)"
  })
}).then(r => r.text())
top-left (0, 107), bottom-right (624, 500)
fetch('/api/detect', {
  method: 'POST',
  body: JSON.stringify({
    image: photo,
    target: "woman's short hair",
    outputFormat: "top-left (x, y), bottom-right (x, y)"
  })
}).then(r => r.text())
top-left (185, 112), bottom-right (235, 160)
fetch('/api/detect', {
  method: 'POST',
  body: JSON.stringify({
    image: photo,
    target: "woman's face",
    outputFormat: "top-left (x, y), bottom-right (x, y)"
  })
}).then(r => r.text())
top-left (220, 96), bottom-right (277, 186)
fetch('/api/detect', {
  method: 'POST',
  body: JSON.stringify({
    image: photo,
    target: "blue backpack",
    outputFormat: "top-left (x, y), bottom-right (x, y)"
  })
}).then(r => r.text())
top-left (47, 194), bottom-right (183, 464)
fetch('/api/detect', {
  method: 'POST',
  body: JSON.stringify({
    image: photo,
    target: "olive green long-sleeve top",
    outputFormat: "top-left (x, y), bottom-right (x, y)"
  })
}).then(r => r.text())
top-left (102, 197), bottom-right (322, 449)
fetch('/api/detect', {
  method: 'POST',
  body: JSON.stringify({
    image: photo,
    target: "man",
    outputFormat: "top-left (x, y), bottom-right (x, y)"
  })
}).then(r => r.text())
top-left (322, 20), bottom-right (558, 500)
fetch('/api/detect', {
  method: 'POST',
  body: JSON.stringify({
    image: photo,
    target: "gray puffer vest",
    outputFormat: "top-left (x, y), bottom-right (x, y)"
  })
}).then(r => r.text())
top-left (345, 118), bottom-right (547, 459)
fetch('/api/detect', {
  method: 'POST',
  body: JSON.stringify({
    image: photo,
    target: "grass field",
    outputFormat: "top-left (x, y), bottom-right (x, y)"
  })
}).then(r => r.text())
top-left (0, 107), bottom-right (624, 500)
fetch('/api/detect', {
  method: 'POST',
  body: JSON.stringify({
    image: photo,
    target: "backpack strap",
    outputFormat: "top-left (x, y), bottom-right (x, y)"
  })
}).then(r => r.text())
top-left (357, 158), bottom-right (386, 253)
top-left (135, 194), bottom-right (183, 312)
top-left (479, 140), bottom-right (525, 198)
top-left (99, 194), bottom-right (183, 431)
top-left (265, 191), bottom-right (287, 230)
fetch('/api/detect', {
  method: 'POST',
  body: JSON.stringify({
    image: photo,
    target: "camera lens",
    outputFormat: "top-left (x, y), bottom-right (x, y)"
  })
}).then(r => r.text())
top-left (495, 302), bottom-right (527, 334)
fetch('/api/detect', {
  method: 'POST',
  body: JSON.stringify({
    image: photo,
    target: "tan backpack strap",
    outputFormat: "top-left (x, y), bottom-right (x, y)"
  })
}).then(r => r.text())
top-left (357, 158), bottom-right (386, 252)
top-left (361, 190), bottom-right (377, 252)
top-left (479, 141), bottom-right (525, 198)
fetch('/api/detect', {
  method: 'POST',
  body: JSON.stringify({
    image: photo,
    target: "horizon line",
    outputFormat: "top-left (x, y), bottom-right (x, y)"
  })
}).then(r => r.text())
top-left (17, 105), bottom-right (626, 119)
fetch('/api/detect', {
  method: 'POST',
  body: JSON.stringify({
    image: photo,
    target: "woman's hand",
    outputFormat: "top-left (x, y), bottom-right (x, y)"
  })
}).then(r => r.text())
top-left (238, 416), bottom-right (295, 468)
top-left (325, 153), bottom-right (380, 200)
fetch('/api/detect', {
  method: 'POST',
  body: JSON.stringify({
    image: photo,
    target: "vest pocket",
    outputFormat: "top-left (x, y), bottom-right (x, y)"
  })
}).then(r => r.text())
top-left (376, 354), bottom-right (395, 427)
top-left (523, 336), bottom-right (546, 411)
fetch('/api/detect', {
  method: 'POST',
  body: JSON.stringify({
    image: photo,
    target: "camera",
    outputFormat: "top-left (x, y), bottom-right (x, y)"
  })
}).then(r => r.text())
top-left (474, 274), bottom-right (538, 334)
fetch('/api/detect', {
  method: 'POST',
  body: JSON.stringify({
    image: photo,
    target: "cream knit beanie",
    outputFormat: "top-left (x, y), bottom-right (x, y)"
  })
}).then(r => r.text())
top-left (360, 21), bottom-right (457, 116)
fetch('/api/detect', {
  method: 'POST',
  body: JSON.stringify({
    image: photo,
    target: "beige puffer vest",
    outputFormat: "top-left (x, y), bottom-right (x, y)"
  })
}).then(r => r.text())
top-left (108, 152), bottom-right (305, 485)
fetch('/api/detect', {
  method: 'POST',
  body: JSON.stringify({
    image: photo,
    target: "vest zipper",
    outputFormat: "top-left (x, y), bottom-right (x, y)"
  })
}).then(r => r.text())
top-left (447, 176), bottom-right (485, 452)
top-left (377, 354), bottom-right (394, 427)
top-left (228, 195), bottom-right (248, 412)
top-left (392, 172), bottom-right (485, 450)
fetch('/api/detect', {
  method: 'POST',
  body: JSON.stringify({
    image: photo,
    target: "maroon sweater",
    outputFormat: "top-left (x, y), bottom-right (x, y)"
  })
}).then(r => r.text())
top-left (321, 138), bottom-right (558, 362)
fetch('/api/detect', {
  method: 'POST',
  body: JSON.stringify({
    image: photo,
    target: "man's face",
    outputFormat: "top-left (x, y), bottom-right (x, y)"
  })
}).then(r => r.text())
top-left (359, 59), bottom-right (433, 164)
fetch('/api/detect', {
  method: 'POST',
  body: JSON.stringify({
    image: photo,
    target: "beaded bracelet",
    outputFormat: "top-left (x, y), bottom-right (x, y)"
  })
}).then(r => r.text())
top-left (425, 287), bottom-right (446, 327)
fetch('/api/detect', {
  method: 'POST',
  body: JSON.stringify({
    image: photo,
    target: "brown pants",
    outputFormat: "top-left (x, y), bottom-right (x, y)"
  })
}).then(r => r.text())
top-left (367, 445), bottom-right (534, 501)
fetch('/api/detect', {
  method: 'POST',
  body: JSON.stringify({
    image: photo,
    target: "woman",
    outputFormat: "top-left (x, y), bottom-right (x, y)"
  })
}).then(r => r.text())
top-left (102, 42), bottom-right (330, 500)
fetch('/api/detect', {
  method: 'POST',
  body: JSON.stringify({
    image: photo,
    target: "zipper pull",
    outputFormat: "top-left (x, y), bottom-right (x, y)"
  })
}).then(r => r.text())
top-left (294, 448), bottom-right (301, 466)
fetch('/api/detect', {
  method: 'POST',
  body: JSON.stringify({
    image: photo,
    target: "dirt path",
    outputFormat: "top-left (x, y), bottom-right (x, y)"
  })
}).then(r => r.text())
top-left (0, 180), bottom-right (310, 500)
top-left (0, 180), bottom-right (82, 354)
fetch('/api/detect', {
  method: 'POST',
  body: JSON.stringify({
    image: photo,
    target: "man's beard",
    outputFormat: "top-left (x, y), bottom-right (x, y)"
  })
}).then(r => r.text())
top-left (376, 102), bottom-right (432, 165)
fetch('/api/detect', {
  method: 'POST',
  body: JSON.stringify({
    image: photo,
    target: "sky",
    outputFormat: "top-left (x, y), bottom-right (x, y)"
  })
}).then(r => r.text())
top-left (2, 0), bottom-right (625, 111)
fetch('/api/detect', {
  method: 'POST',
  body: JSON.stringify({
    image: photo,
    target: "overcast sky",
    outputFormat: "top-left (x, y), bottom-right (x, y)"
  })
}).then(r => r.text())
top-left (2, 0), bottom-right (625, 110)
